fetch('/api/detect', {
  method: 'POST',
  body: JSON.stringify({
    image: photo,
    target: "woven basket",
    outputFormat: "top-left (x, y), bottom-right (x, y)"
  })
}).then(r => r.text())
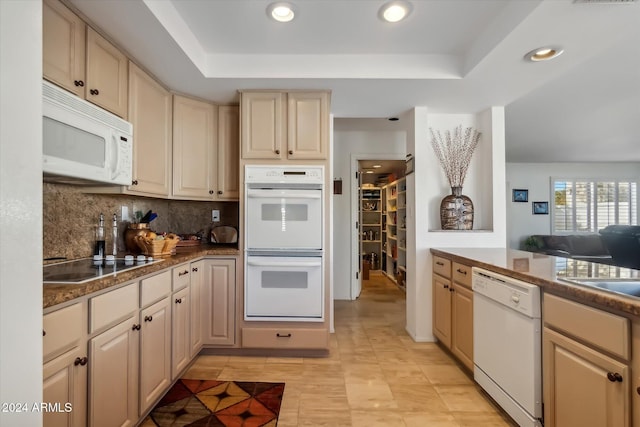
top-left (134, 235), bottom-right (180, 256)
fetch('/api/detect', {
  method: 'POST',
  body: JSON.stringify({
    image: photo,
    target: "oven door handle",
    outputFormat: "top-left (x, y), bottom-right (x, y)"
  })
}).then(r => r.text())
top-left (247, 190), bottom-right (321, 199)
top-left (247, 260), bottom-right (322, 268)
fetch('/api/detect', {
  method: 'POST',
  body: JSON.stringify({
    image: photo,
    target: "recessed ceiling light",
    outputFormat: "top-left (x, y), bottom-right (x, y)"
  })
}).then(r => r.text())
top-left (365, 170), bottom-right (374, 174)
top-left (379, 1), bottom-right (413, 23)
top-left (373, 165), bottom-right (382, 169)
top-left (524, 46), bottom-right (564, 62)
top-left (267, 2), bottom-right (296, 23)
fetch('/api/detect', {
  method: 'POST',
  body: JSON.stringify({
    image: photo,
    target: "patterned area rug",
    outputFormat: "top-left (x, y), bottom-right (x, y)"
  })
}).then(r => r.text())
top-left (148, 380), bottom-right (285, 426)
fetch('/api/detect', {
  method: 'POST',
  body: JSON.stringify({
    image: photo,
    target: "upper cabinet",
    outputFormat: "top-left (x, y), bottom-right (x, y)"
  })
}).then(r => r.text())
top-left (217, 106), bottom-right (240, 200)
top-left (128, 62), bottom-right (172, 197)
top-left (43, 0), bottom-right (128, 118)
top-left (241, 91), bottom-right (329, 160)
top-left (172, 95), bottom-right (217, 200)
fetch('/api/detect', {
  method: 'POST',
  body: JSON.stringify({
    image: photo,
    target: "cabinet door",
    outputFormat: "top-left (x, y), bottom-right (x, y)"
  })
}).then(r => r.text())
top-left (43, 0), bottom-right (86, 97)
top-left (287, 92), bottom-right (329, 160)
top-left (190, 260), bottom-right (204, 358)
top-left (451, 283), bottom-right (473, 371)
top-left (203, 259), bottom-right (236, 346)
top-left (89, 315), bottom-right (139, 427)
top-left (544, 327), bottom-right (630, 427)
top-left (241, 92), bottom-right (284, 159)
top-left (139, 298), bottom-right (171, 415)
top-left (85, 27), bottom-right (128, 118)
top-left (172, 95), bottom-right (217, 199)
top-left (172, 287), bottom-right (191, 379)
top-left (43, 347), bottom-right (87, 427)
top-left (127, 62), bottom-right (172, 196)
top-left (217, 105), bottom-right (240, 200)
top-left (432, 274), bottom-right (452, 348)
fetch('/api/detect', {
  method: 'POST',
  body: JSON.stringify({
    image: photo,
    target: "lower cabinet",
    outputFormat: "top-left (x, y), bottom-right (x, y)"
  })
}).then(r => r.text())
top-left (203, 259), bottom-right (236, 346)
top-left (543, 293), bottom-right (631, 427)
top-left (171, 286), bottom-right (191, 379)
top-left (190, 260), bottom-right (204, 357)
top-left (450, 282), bottom-right (473, 370)
top-left (139, 297), bottom-right (172, 415)
top-left (432, 273), bottom-right (452, 348)
top-left (88, 313), bottom-right (139, 427)
top-left (43, 347), bottom-right (87, 427)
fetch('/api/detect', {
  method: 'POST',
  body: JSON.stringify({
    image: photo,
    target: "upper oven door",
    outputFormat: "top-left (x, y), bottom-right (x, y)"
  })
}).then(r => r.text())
top-left (246, 188), bottom-right (322, 250)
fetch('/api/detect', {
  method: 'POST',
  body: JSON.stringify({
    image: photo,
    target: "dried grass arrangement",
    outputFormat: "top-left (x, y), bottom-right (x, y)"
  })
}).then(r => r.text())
top-left (429, 125), bottom-right (481, 188)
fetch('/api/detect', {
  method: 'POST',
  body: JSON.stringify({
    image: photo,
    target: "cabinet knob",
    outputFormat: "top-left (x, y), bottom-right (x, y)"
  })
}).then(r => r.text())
top-left (79, 357), bottom-right (88, 366)
top-left (443, 284), bottom-right (449, 289)
top-left (637, 386), bottom-right (640, 396)
top-left (175, 298), bottom-right (182, 304)
top-left (131, 179), bottom-right (138, 186)
top-left (74, 357), bottom-right (82, 366)
top-left (450, 287), bottom-right (455, 292)
top-left (218, 190), bottom-right (223, 195)
top-left (288, 150), bottom-right (293, 155)
top-left (74, 80), bottom-right (84, 87)
top-left (144, 315), bottom-right (153, 322)
top-left (89, 88), bottom-right (99, 95)
top-left (607, 372), bottom-right (623, 382)
top-left (132, 324), bottom-right (141, 331)
top-left (209, 190), bottom-right (214, 195)
top-left (275, 149), bottom-right (280, 155)
top-left (43, 330), bottom-right (46, 337)
top-left (276, 333), bottom-right (292, 338)
top-left (192, 267), bottom-right (198, 272)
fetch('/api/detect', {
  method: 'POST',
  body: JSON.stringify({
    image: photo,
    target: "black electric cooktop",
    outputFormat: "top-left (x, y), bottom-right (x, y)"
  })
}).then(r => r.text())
top-left (43, 257), bottom-right (162, 284)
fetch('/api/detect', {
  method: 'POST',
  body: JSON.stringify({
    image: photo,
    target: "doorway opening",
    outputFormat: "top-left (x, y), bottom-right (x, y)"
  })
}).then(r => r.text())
top-left (351, 157), bottom-right (406, 299)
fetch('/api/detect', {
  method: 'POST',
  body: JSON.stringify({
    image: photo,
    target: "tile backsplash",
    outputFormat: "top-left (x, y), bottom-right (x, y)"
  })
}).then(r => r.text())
top-left (43, 183), bottom-right (238, 260)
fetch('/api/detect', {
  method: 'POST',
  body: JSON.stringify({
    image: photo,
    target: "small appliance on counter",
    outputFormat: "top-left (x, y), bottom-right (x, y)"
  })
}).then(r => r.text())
top-left (210, 226), bottom-right (238, 244)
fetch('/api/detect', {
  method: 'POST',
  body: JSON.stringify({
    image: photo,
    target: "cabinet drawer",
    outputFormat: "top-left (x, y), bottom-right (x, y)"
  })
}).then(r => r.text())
top-left (433, 256), bottom-right (451, 278)
top-left (43, 302), bottom-right (83, 361)
top-left (89, 283), bottom-right (138, 333)
top-left (242, 327), bottom-right (328, 350)
top-left (452, 262), bottom-right (472, 288)
top-left (141, 270), bottom-right (171, 308)
top-left (172, 264), bottom-right (191, 291)
top-left (544, 293), bottom-right (630, 360)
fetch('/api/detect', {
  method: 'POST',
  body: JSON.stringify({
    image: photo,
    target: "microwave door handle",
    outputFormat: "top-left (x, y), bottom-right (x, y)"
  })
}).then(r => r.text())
top-left (247, 260), bottom-right (322, 268)
top-left (247, 190), bottom-right (321, 199)
top-left (109, 132), bottom-right (120, 179)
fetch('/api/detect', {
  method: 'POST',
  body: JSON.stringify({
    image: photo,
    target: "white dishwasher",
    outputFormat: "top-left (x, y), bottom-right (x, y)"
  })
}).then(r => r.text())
top-left (472, 268), bottom-right (543, 427)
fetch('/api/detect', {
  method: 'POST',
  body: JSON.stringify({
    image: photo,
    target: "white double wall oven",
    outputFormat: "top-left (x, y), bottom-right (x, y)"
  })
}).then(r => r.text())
top-left (244, 165), bottom-right (324, 322)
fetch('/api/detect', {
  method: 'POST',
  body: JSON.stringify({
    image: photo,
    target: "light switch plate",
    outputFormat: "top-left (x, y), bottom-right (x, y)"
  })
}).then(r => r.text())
top-left (212, 210), bottom-right (220, 222)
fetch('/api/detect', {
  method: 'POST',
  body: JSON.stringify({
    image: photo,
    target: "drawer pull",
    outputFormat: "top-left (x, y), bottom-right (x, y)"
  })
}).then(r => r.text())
top-left (175, 298), bottom-right (183, 304)
top-left (74, 356), bottom-right (88, 366)
top-left (607, 372), bottom-right (623, 382)
top-left (276, 333), bottom-right (292, 338)
top-left (443, 284), bottom-right (449, 289)
top-left (178, 270), bottom-right (189, 277)
top-left (192, 267), bottom-right (198, 272)
top-left (436, 261), bottom-right (444, 266)
top-left (456, 268), bottom-right (467, 275)
top-left (132, 324), bottom-right (141, 331)
top-left (144, 315), bottom-right (153, 322)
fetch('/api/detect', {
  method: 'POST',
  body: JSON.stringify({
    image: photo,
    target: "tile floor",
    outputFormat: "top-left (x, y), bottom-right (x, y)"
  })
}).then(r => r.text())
top-left (159, 271), bottom-right (516, 426)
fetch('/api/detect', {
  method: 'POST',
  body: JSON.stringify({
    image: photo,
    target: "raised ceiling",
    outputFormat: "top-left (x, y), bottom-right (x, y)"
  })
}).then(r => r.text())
top-left (67, 0), bottom-right (640, 162)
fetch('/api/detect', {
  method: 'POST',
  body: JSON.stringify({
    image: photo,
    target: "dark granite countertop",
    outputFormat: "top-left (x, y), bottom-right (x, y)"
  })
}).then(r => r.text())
top-left (431, 247), bottom-right (640, 318)
top-left (43, 245), bottom-right (240, 309)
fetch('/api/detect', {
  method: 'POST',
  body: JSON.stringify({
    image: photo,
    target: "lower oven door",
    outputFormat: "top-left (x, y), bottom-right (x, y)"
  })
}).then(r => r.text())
top-left (246, 188), bottom-right (322, 250)
top-left (245, 255), bottom-right (323, 321)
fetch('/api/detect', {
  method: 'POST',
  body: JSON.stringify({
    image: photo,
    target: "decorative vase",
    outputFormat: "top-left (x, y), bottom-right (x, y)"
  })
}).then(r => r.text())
top-left (124, 223), bottom-right (149, 254)
top-left (440, 186), bottom-right (474, 230)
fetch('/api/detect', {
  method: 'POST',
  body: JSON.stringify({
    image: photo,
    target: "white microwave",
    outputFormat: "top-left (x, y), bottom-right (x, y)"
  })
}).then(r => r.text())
top-left (42, 80), bottom-right (133, 185)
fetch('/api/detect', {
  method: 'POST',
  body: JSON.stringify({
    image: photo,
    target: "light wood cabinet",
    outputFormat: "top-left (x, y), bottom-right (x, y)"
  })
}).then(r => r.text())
top-left (127, 62), bottom-right (172, 196)
top-left (543, 293), bottom-right (631, 427)
top-left (190, 260), bottom-right (204, 357)
top-left (43, 346), bottom-right (87, 427)
top-left (43, 0), bottom-right (128, 118)
top-left (171, 286), bottom-right (191, 379)
top-left (85, 27), bottom-right (128, 118)
top-left (139, 297), bottom-right (171, 415)
top-left (240, 91), bottom-right (329, 160)
top-left (203, 259), bottom-right (236, 346)
top-left (432, 257), bottom-right (474, 370)
top-left (43, 0), bottom-right (86, 98)
top-left (89, 314), bottom-right (139, 427)
top-left (217, 106), bottom-right (240, 200)
top-left (172, 95), bottom-right (217, 199)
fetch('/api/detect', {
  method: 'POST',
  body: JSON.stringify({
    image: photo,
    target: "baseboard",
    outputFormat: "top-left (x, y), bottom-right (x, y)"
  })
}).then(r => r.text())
top-left (405, 326), bottom-right (435, 342)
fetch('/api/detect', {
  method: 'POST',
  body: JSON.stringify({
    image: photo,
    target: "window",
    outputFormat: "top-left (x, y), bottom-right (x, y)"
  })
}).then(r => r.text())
top-left (552, 179), bottom-right (638, 233)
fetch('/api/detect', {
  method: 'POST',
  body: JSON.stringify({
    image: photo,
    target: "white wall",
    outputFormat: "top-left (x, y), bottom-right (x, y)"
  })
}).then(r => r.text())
top-left (332, 119), bottom-right (406, 300)
top-left (0, 1), bottom-right (43, 426)
top-left (506, 162), bottom-right (640, 249)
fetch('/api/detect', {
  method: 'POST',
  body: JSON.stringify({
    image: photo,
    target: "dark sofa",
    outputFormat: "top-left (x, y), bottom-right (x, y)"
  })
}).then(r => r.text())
top-left (524, 234), bottom-right (614, 263)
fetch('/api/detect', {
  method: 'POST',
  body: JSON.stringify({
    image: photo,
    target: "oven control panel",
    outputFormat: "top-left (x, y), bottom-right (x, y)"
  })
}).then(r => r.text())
top-left (245, 165), bottom-right (324, 184)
